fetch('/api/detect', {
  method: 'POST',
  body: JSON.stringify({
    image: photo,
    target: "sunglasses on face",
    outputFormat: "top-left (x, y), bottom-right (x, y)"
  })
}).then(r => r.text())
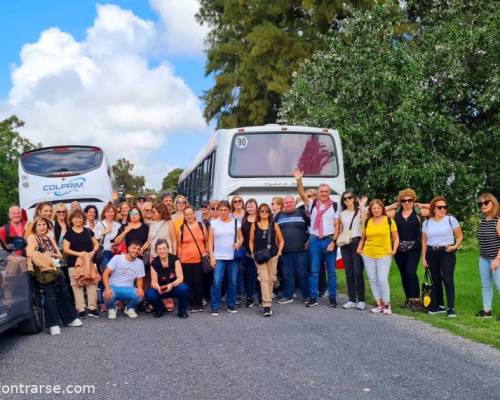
top-left (401, 198), bottom-right (414, 204)
top-left (343, 195), bottom-right (354, 201)
top-left (435, 205), bottom-right (448, 210)
top-left (260, 210), bottom-right (271, 214)
top-left (210, 207), bottom-right (218, 211)
top-left (56, 211), bottom-right (67, 214)
top-left (176, 201), bottom-right (186, 205)
top-left (143, 209), bottom-right (152, 212)
top-left (233, 199), bottom-right (243, 204)
top-left (478, 200), bottom-right (491, 207)
top-left (129, 211), bottom-right (140, 216)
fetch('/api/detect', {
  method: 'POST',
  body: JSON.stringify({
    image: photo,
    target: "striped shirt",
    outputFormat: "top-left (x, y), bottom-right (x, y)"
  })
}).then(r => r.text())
top-left (476, 216), bottom-right (500, 259)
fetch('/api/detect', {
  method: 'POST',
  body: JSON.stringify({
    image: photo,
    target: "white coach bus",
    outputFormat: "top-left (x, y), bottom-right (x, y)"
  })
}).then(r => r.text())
top-left (178, 125), bottom-right (345, 208)
top-left (18, 145), bottom-right (114, 220)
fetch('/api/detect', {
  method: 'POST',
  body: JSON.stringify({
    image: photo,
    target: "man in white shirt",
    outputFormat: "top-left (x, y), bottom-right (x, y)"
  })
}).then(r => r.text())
top-left (294, 169), bottom-right (340, 307)
top-left (102, 240), bottom-right (145, 319)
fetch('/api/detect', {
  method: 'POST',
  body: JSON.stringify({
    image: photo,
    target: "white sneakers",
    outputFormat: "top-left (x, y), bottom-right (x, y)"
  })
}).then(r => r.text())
top-left (49, 326), bottom-right (61, 335)
top-left (108, 308), bottom-right (117, 320)
top-left (49, 319), bottom-right (82, 335)
top-left (342, 301), bottom-right (357, 309)
top-left (370, 306), bottom-right (383, 314)
top-left (356, 302), bottom-right (366, 310)
top-left (383, 306), bottom-right (392, 316)
top-left (124, 308), bottom-right (138, 319)
top-left (68, 318), bottom-right (82, 327)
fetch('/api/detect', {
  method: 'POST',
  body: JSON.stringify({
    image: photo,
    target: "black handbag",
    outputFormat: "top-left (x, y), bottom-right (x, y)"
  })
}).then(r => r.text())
top-left (253, 223), bottom-right (273, 265)
top-left (185, 223), bottom-right (212, 274)
top-left (421, 268), bottom-right (433, 309)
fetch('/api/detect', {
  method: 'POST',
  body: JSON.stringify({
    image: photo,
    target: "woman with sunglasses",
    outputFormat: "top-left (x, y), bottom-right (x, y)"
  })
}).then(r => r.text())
top-left (114, 207), bottom-right (149, 251)
top-left (141, 202), bottom-right (154, 225)
top-left (84, 205), bottom-right (99, 232)
top-left (240, 198), bottom-right (259, 307)
top-left (387, 189), bottom-right (429, 311)
top-left (208, 200), bottom-right (243, 315)
top-left (338, 191), bottom-right (367, 310)
top-left (172, 195), bottom-right (189, 235)
top-left (475, 193), bottom-right (500, 318)
top-left (63, 209), bottom-right (100, 318)
top-left (178, 206), bottom-right (208, 312)
top-left (209, 201), bottom-right (220, 221)
top-left (249, 204), bottom-right (284, 317)
top-left (356, 199), bottom-right (399, 315)
top-left (94, 203), bottom-right (121, 312)
top-left (422, 197), bottom-right (463, 317)
top-left (53, 203), bottom-right (71, 292)
top-left (231, 196), bottom-right (246, 301)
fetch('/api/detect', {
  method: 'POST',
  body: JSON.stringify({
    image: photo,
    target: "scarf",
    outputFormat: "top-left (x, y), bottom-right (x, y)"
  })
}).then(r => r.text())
top-left (313, 199), bottom-right (334, 238)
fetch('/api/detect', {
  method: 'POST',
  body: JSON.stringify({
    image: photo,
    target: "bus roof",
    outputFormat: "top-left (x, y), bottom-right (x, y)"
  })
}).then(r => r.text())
top-left (22, 145), bottom-right (103, 157)
top-left (178, 125), bottom-right (337, 183)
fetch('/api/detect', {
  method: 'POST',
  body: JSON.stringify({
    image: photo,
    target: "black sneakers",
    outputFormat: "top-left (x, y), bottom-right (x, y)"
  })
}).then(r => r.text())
top-left (306, 299), bottom-right (318, 307)
top-left (78, 311), bottom-right (87, 319)
top-left (263, 307), bottom-right (272, 317)
top-left (447, 308), bottom-right (457, 318)
top-left (329, 298), bottom-right (338, 308)
top-left (428, 305), bottom-right (446, 315)
top-left (475, 309), bottom-right (492, 318)
top-left (87, 309), bottom-right (100, 318)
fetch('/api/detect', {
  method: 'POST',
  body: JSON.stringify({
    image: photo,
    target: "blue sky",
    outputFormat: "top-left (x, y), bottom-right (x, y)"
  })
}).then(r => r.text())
top-left (0, 0), bottom-right (214, 189)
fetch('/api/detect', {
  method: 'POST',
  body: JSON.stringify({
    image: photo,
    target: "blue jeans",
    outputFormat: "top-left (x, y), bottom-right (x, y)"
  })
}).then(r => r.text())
top-left (308, 236), bottom-right (337, 300)
top-left (145, 284), bottom-right (190, 315)
top-left (237, 261), bottom-right (246, 296)
top-left (107, 285), bottom-right (142, 309)
top-left (244, 256), bottom-right (257, 300)
top-left (211, 259), bottom-right (238, 311)
top-left (479, 257), bottom-right (500, 311)
top-left (281, 251), bottom-right (309, 299)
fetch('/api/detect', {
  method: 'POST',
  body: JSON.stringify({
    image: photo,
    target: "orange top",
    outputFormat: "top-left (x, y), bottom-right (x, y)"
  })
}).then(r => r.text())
top-left (178, 223), bottom-right (206, 264)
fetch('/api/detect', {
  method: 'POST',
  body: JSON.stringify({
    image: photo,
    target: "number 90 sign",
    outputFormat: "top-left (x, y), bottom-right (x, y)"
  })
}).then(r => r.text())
top-left (235, 136), bottom-right (248, 149)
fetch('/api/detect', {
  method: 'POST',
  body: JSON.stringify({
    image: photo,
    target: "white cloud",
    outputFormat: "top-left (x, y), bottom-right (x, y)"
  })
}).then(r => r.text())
top-left (1, 3), bottom-right (207, 190)
top-left (150, 0), bottom-right (208, 57)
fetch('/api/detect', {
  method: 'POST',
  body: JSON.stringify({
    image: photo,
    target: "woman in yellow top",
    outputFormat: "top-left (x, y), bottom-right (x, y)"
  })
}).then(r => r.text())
top-left (172, 195), bottom-right (190, 235)
top-left (357, 199), bottom-right (399, 315)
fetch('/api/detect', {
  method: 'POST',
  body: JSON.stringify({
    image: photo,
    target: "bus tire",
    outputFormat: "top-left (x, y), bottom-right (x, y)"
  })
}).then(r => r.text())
top-left (17, 280), bottom-right (44, 335)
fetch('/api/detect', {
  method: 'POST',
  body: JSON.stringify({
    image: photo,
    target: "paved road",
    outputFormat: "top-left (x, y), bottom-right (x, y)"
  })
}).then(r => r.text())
top-left (1, 296), bottom-right (499, 400)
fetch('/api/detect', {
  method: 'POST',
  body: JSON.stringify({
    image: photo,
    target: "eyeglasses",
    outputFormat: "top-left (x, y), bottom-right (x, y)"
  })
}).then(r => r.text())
top-left (401, 198), bottom-right (414, 204)
top-left (343, 195), bottom-right (354, 201)
top-left (143, 209), bottom-right (152, 212)
top-left (232, 199), bottom-right (243, 203)
top-left (260, 210), bottom-right (271, 214)
top-left (477, 200), bottom-right (491, 207)
top-left (435, 205), bottom-right (448, 210)
top-left (56, 211), bottom-right (67, 214)
top-left (176, 201), bottom-right (186, 205)
top-left (129, 211), bottom-right (140, 216)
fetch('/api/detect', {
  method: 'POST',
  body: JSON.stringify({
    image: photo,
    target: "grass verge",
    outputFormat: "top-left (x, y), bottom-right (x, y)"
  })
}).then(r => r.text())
top-left (336, 250), bottom-right (500, 349)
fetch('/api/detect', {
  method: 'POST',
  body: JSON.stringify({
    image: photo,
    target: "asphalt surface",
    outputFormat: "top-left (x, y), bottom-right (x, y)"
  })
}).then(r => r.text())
top-left (0, 296), bottom-right (499, 400)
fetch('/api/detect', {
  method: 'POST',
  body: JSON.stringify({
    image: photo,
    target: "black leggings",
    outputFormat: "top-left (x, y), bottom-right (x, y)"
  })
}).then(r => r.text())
top-left (182, 263), bottom-right (203, 308)
top-left (394, 250), bottom-right (420, 299)
top-left (340, 239), bottom-right (365, 302)
top-left (426, 249), bottom-right (456, 309)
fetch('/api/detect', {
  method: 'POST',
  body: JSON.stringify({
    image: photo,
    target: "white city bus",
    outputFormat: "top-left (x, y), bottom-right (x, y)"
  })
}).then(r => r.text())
top-left (178, 125), bottom-right (345, 209)
top-left (18, 145), bottom-right (114, 220)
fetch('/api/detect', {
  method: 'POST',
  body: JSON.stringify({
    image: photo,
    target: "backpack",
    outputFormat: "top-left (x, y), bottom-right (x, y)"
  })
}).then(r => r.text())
top-left (365, 216), bottom-right (394, 242)
top-left (396, 204), bottom-right (422, 225)
top-left (309, 199), bottom-right (338, 226)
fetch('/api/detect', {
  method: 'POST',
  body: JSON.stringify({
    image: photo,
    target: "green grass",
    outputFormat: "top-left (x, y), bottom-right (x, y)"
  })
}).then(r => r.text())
top-left (336, 250), bottom-right (500, 349)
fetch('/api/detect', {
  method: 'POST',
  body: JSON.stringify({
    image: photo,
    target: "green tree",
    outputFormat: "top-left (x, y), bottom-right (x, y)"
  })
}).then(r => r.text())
top-left (112, 158), bottom-right (146, 196)
top-left (0, 116), bottom-right (38, 224)
top-left (197, 0), bottom-right (375, 128)
top-left (279, 1), bottom-right (499, 218)
top-left (161, 168), bottom-right (183, 193)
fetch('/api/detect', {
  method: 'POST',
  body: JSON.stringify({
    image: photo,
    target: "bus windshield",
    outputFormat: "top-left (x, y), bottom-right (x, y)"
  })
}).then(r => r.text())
top-left (229, 132), bottom-right (338, 177)
top-left (21, 146), bottom-right (103, 176)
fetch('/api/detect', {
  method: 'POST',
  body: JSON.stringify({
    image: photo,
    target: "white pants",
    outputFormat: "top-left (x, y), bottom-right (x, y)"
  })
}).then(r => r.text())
top-left (362, 255), bottom-right (392, 304)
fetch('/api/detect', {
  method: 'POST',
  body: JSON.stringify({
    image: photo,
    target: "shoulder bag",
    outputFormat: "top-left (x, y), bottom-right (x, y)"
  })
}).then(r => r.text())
top-left (421, 268), bottom-right (433, 309)
top-left (185, 222), bottom-right (212, 274)
top-left (337, 209), bottom-right (359, 247)
top-left (233, 219), bottom-right (246, 261)
top-left (253, 223), bottom-right (273, 265)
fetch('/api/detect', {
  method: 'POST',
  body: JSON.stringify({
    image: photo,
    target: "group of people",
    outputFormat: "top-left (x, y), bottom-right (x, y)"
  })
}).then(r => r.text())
top-left (0, 172), bottom-right (499, 335)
